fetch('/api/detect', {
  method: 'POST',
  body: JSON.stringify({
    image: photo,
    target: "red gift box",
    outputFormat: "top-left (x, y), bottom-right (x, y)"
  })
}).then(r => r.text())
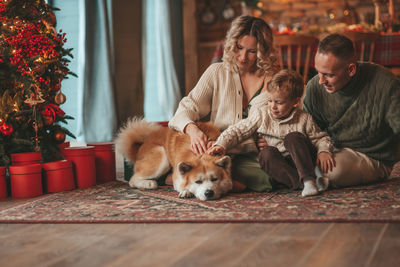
top-left (0, 166), bottom-right (7, 199)
top-left (86, 142), bottom-right (116, 184)
top-left (64, 146), bottom-right (96, 188)
top-left (11, 152), bottom-right (42, 166)
top-left (9, 163), bottom-right (43, 198)
top-left (43, 160), bottom-right (75, 193)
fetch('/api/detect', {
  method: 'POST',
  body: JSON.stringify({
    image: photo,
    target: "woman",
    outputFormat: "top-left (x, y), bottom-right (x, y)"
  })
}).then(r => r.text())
top-left (169, 15), bottom-right (278, 191)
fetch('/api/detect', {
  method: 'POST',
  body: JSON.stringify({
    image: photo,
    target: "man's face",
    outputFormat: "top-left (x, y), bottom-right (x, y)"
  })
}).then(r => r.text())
top-left (314, 52), bottom-right (355, 94)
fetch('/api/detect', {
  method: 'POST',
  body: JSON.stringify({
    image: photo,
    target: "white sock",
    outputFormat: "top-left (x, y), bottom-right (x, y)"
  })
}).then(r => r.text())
top-left (302, 177), bottom-right (319, 197)
top-left (316, 176), bottom-right (329, 192)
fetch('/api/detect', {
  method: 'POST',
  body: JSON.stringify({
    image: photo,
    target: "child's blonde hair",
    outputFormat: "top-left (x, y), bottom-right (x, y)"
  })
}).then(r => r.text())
top-left (267, 69), bottom-right (304, 99)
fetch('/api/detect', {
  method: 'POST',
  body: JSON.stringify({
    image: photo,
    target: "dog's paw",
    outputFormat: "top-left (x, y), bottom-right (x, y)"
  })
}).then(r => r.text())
top-left (178, 189), bottom-right (194, 198)
top-left (130, 179), bottom-right (158, 189)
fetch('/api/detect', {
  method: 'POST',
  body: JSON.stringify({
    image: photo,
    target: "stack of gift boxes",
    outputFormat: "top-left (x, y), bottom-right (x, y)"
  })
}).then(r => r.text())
top-left (0, 142), bottom-right (116, 199)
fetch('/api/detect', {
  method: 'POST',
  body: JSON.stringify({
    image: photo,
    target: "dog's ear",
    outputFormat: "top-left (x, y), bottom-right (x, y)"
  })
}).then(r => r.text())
top-left (178, 162), bottom-right (192, 174)
top-left (215, 156), bottom-right (231, 170)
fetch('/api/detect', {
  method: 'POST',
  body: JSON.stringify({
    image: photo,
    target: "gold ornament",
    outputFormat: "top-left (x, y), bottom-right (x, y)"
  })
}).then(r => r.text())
top-left (55, 91), bottom-right (66, 105)
top-left (54, 130), bottom-right (66, 144)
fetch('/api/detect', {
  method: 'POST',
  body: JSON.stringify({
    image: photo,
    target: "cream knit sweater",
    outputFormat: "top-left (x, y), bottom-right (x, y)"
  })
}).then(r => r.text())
top-left (214, 92), bottom-right (333, 157)
top-left (169, 62), bottom-right (268, 154)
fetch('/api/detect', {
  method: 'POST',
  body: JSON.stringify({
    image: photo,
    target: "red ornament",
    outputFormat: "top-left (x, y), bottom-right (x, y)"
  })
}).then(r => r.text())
top-left (1, 123), bottom-right (13, 137)
top-left (41, 103), bottom-right (66, 123)
top-left (43, 115), bottom-right (54, 126)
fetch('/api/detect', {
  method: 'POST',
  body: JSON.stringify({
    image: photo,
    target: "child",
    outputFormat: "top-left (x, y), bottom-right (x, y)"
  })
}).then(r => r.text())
top-left (207, 69), bottom-right (335, 197)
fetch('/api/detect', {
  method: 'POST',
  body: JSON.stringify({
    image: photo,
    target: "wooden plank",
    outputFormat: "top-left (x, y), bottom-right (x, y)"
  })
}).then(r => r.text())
top-left (106, 223), bottom-right (227, 267)
top-left (297, 223), bottom-right (385, 267)
top-left (0, 224), bottom-right (85, 266)
top-left (46, 224), bottom-right (172, 267)
top-left (236, 223), bottom-right (332, 266)
top-left (367, 223), bottom-right (400, 267)
top-left (168, 223), bottom-right (283, 267)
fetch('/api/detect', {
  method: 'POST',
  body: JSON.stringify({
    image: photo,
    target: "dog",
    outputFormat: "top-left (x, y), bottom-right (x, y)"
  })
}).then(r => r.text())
top-left (115, 118), bottom-right (232, 200)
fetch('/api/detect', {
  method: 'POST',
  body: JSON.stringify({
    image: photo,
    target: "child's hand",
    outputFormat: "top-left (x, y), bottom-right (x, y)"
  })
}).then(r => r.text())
top-left (316, 152), bottom-right (336, 173)
top-left (207, 145), bottom-right (225, 156)
top-left (207, 140), bottom-right (215, 149)
top-left (255, 133), bottom-right (268, 151)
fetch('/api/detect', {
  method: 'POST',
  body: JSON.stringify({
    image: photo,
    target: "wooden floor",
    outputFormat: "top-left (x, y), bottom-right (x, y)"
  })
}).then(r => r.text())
top-left (0, 222), bottom-right (399, 267)
top-left (1, 153), bottom-right (399, 267)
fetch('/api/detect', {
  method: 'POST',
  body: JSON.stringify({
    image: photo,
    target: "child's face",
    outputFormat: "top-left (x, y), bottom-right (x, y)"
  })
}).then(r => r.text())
top-left (266, 90), bottom-right (299, 120)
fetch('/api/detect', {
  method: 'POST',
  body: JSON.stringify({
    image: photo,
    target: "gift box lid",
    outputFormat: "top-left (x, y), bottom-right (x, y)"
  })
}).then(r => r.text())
top-left (43, 160), bottom-right (72, 171)
top-left (0, 166), bottom-right (6, 176)
top-left (11, 152), bottom-right (42, 163)
top-left (9, 163), bottom-right (42, 175)
top-left (64, 146), bottom-right (95, 156)
top-left (86, 142), bottom-right (114, 151)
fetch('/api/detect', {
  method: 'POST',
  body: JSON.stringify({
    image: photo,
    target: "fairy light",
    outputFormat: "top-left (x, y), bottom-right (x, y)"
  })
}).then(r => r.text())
top-left (12, 103), bottom-right (19, 112)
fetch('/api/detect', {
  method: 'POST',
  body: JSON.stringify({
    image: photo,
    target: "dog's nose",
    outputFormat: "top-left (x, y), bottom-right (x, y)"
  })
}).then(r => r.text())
top-left (204, 189), bottom-right (214, 199)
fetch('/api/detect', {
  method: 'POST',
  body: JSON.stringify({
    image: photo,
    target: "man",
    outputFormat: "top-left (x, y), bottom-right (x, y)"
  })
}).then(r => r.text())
top-left (303, 33), bottom-right (400, 188)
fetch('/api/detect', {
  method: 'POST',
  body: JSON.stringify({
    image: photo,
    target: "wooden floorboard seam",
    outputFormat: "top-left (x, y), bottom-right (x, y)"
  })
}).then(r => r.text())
top-left (228, 223), bottom-right (286, 265)
top-left (40, 225), bottom-right (127, 267)
top-left (364, 223), bottom-right (388, 267)
top-left (293, 223), bottom-right (334, 267)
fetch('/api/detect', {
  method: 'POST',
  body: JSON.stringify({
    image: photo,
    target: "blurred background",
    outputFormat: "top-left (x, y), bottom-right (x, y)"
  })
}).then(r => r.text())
top-left (49, 0), bottom-right (399, 142)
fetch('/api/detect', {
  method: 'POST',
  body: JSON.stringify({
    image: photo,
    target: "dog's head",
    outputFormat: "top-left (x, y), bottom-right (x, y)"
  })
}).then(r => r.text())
top-left (176, 154), bottom-right (232, 201)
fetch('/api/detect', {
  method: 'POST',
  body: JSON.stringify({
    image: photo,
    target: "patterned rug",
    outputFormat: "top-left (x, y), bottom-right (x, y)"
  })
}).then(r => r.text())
top-left (1, 169), bottom-right (400, 223)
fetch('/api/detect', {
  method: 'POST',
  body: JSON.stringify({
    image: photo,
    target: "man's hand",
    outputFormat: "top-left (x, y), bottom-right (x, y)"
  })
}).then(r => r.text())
top-left (184, 123), bottom-right (208, 155)
top-left (207, 145), bottom-right (226, 156)
top-left (316, 152), bottom-right (336, 173)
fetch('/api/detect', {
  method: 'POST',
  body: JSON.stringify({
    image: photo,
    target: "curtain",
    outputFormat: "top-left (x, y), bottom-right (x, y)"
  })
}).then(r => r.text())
top-left (143, 0), bottom-right (182, 122)
top-left (76, 0), bottom-right (117, 142)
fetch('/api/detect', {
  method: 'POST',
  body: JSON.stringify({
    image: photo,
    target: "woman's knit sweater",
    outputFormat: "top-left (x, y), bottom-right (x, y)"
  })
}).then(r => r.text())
top-left (169, 62), bottom-right (268, 154)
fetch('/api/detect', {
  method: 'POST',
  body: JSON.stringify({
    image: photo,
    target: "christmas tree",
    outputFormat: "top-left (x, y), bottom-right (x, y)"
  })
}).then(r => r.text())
top-left (0, 0), bottom-right (75, 166)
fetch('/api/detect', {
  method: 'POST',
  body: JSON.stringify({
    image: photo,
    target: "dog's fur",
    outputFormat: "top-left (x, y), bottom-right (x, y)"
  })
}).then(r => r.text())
top-left (115, 118), bottom-right (232, 200)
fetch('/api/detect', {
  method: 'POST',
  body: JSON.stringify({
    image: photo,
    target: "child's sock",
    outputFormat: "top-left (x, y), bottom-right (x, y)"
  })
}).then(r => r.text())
top-left (316, 176), bottom-right (329, 192)
top-left (302, 176), bottom-right (319, 197)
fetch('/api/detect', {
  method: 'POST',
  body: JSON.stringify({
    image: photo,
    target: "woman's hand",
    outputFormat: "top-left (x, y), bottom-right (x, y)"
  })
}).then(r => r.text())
top-left (184, 123), bottom-right (208, 155)
top-left (316, 152), bottom-right (336, 173)
top-left (207, 145), bottom-right (226, 156)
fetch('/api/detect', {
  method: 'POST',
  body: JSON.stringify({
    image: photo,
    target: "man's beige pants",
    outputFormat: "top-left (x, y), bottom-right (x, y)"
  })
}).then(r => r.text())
top-left (317, 148), bottom-right (393, 188)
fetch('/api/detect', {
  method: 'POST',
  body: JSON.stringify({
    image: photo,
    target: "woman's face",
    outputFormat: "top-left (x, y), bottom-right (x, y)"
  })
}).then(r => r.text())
top-left (235, 35), bottom-right (258, 72)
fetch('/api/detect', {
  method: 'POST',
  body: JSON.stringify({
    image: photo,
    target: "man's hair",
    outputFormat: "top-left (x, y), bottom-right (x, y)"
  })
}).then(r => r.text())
top-left (267, 69), bottom-right (304, 99)
top-left (317, 34), bottom-right (355, 61)
top-left (223, 15), bottom-right (278, 75)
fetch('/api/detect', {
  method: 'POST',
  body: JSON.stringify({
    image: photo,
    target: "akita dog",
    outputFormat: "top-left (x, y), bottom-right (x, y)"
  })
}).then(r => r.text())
top-left (115, 118), bottom-right (232, 200)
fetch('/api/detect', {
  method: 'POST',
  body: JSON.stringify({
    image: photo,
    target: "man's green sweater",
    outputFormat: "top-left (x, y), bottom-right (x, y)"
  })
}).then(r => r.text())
top-left (303, 62), bottom-right (400, 166)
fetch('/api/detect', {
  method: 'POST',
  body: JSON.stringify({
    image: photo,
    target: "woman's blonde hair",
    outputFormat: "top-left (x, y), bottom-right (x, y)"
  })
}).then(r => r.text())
top-left (223, 15), bottom-right (277, 75)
